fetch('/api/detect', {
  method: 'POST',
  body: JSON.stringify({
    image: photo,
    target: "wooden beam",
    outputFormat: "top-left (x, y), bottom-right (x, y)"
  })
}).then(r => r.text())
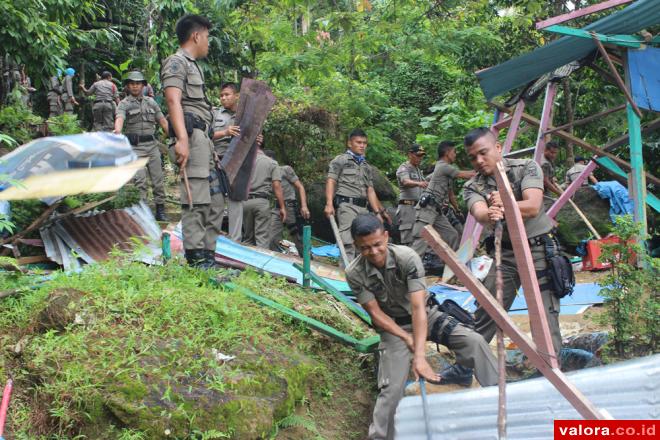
top-left (421, 226), bottom-right (605, 420)
top-left (591, 33), bottom-right (643, 118)
top-left (489, 102), bottom-right (660, 187)
top-left (502, 100), bottom-right (526, 155)
top-left (544, 24), bottom-right (642, 48)
top-left (533, 83), bottom-right (558, 164)
top-left (545, 104), bottom-right (626, 135)
top-left (536, 0), bottom-right (634, 30)
top-left (603, 117), bottom-right (660, 152)
top-left (547, 159), bottom-right (598, 219)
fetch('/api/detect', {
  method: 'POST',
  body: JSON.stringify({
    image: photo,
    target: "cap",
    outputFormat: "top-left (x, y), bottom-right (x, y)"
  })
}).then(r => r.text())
top-left (124, 71), bottom-right (147, 84)
top-left (574, 155), bottom-right (585, 162)
top-left (408, 144), bottom-right (426, 155)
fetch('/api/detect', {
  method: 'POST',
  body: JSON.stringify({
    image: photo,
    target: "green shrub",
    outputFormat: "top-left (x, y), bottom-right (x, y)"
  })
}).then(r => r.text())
top-left (0, 103), bottom-right (43, 146)
top-left (47, 113), bottom-right (83, 136)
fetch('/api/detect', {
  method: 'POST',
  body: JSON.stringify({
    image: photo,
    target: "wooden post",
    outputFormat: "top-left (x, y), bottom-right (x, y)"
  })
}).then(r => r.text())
top-left (502, 100), bottom-right (526, 155)
top-left (626, 105), bottom-right (647, 236)
top-left (533, 82), bottom-right (558, 164)
top-left (546, 159), bottom-right (598, 219)
top-left (302, 225), bottom-right (311, 288)
top-left (422, 226), bottom-right (605, 420)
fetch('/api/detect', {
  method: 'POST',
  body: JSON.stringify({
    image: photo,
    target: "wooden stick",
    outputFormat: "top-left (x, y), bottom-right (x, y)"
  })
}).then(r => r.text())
top-left (328, 215), bottom-right (349, 267)
top-left (547, 160), bottom-right (598, 219)
top-left (419, 378), bottom-right (433, 440)
top-left (489, 102), bottom-right (660, 187)
top-left (421, 226), bottom-right (605, 420)
top-left (591, 33), bottom-right (642, 118)
top-left (567, 198), bottom-right (602, 239)
top-left (544, 104), bottom-right (626, 135)
top-left (181, 168), bottom-right (193, 209)
top-left (494, 221), bottom-right (507, 440)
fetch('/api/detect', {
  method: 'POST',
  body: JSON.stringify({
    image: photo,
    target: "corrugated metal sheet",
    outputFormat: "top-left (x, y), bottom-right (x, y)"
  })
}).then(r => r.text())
top-left (395, 354), bottom-right (660, 439)
top-left (40, 201), bottom-right (161, 270)
top-left (477, 0), bottom-right (660, 100)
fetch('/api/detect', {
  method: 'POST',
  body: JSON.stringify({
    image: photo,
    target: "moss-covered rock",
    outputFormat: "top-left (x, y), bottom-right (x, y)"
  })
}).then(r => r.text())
top-left (556, 187), bottom-right (612, 253)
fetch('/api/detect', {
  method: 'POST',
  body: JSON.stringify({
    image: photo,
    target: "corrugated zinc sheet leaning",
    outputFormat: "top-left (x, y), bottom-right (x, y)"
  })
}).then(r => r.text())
top-left (395, 354), bottom-right (660, 439)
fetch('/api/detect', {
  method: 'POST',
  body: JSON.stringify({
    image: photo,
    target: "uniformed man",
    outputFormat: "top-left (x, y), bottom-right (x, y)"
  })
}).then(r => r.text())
top-left (565, 156), bottom-right (598, 187)
top-left (161, 14), bottom-right (217, 268)
top-left (410, 140), bottom-right (475, 256)
top-left (114, 71), bottom-right (169, 221)
top-left (346, 213), bottom-right (497, 440)
top-left (541, 141), bottom-right (562, 211)
top-left (395, 144), bottom-right (427, 246)
top-left (61, 67), bottom-right (79, 114)
top-left (462, 127), bottom-right (562, 355)
top-left (210, 82), bottom-right (243, 242)
top-left (243, 147), bottom-right (286, 248)
top-left (324, 129), bottom-right (392, 263)
top-left (267, 159), bottom-right (311, 253)
top-left (47, 70), bottom-right (63, 118)
top-left (80, 71), bottom-right (119, 131)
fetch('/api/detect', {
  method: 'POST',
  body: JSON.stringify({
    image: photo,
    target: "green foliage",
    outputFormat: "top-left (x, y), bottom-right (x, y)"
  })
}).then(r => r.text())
top-left (596, 215), bottom-right (659, 359)
top-left (0, 102), bottom-right (42, 145)
top-left (47, 113), bottom-right (83, 136)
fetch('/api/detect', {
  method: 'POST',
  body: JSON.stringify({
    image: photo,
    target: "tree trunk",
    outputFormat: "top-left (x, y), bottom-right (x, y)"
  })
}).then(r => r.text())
top-left (563, 78), bottom-right (575, 167)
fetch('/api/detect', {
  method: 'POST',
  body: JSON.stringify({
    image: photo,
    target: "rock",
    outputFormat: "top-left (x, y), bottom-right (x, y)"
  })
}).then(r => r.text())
top-left (563, 331), bottom-right (609, 357)
top-left (556, 187), bottom-right (612, 253)
top-left (37, 288), bottom-right (87, 332)
top-left (559, 348), bottom-right (602, 372)
top-left (370, 165), bottom-right (397, 202)
top-left (102, 340), bottom-right (315, 439)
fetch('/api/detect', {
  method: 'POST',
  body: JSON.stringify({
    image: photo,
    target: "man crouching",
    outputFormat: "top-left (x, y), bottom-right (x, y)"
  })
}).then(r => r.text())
top-left (345, 214), bottom-right (498, 440)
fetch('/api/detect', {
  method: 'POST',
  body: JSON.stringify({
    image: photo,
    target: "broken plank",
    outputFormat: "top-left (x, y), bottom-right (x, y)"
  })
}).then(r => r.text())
top-left (536, 0), bottom-right (634, 30)
top-left (547, 159), bottom-right (598, 219)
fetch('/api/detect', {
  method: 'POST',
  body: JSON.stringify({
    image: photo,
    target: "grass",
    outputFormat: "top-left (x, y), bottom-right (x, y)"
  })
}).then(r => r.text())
top-left (0, 253), bottom-right (375, 439)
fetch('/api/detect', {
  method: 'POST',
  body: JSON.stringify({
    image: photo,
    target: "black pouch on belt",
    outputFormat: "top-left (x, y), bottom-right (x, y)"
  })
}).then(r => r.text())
top-left (543, 234), bottom-right (575, 298)
top-left (167, 113), bottom-right (196, 139)
top-left (126, 133), bottom-right (139, 146)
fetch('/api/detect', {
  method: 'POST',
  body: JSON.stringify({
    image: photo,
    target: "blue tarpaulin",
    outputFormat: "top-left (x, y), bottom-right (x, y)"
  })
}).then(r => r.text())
top-left (593, 181), bottom-right (634, 222)
top-left (312, 244), bottom-right (340, 258)
top-left (628, 47), bottom-right (660, 112)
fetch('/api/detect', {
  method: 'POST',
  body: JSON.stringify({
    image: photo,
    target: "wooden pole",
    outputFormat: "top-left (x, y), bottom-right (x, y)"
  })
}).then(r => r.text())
top-left (328, 216), bottom-right (349, 267)
top-left (533, 82), bottom-right (558, 164)
top-left (544, 104), bottom-right (626, 135)
top-left (302, 225), bottom-right (311, 288)
top-left (535, 0), bottom-right (633, 30)
top-left (567, 198), bottom-right (602, 239)
top-left (547, 159), bottom-right (598, 219)
top-left (494, 221), bottom-right (507, 440)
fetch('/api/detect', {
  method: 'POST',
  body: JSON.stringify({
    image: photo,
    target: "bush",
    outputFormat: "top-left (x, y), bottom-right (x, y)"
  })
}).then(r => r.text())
top-left (0, 103), bottom-right (43, 146)
top-left (596, 215), bottom-right (659, 359)
top-left (47, 113), bottom-right (83, 136)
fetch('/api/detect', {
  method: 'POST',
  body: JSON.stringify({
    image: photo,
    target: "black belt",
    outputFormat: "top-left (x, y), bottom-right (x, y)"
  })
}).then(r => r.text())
top-left (394, 315), bottom-right (412, 326)
top-left (335, 195), bottom-right (368, 208)
top-left (94, 99), bottom-right (114, 103)
top-left (248, 194), bottom-right (270, 200)
top-left (275, 200), bottom-right (298, 209)
top-left (501, 233), bottom-right (550, 250)
top-left (126, 134), bottom-right (155, 144)
top-left (398, 200), bottom-right (417, 206)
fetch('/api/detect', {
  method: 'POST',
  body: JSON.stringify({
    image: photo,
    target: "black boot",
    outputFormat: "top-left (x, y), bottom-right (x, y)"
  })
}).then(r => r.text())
top-left (439, 363), bottom-right (474, 386)
top-left (155, 204), bottom-right (168, 222)
top-left (203, 249), bottom-right (219, 269)
top-left (185, 249), bottom-right (207, 268)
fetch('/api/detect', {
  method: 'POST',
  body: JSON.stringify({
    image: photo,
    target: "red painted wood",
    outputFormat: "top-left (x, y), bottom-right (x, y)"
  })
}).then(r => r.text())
top-left (421, 226), bottom-right (605, 420)
top-left (502, 100), bottom-right (526, 155)
top-left (547, 159), bottom-right (598, 219)
top-left (535, 0), bottom-right (634, 30)
top-left (492, 161), bottom-right (559, 368)
top-left (533, 82), bottom-right (558, 164)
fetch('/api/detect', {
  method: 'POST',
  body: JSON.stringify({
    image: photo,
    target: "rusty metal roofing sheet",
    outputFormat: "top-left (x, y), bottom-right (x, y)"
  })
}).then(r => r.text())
top-left (394, 354), bottom-right (660, 439)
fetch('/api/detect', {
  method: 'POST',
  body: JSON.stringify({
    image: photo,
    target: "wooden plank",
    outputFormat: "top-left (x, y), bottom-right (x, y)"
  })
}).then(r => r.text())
top-left (591, 34), bottom-right (643, 118)
top-left (489, 102), bottom-right (660, 187)
top-left (533, 83), bottom-right (558, 164)
top-left (544, 25), bottom-right (642, 48)
top-left (502, 100), bottom-right (526, 155)
top-left (544, 104), bottom-right (626, 135)
top-left (220, 79), bottom-right (276, 200)
top-left (626, 104), bottom-right (648, 235)
top-left (491, 161), bottom-right (558, 368)
top-left (603, 117), bottom-right (660, 152)
top-left (421, 226), bottom-right (605, 420)
top-left (536, 0), bottom-right (634, 30)
top-left (547, 159), bottom-right (598, 219)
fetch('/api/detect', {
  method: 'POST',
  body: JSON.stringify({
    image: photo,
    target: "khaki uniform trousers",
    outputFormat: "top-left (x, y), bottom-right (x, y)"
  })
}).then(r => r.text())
top-left (270, 203), bottom-right (303, 253)
top-left (410, 205), bottom-right (460, 256)
top-left (47, 96), bottom-right (62, 118)
top-left (132, 141), bottom-right (166, 205)
top-left (178, 128), bottom-right (215, 252)
top-left (475, 244), bottom-right (562, 356)
top-left (209, 195), bottom-right (244, 243)
top-left (370, 307), bottom-right (498, 440)
top-left (243, 198), bottom-right (272, 249)
top-left (92, 101), bottom-right (115, 131)
top-left (336, 202), bottom-right (369, 262)
top-left (62, 94), bottom-right (74, 113)
top-left (396, 204), bottom-right (416, 246)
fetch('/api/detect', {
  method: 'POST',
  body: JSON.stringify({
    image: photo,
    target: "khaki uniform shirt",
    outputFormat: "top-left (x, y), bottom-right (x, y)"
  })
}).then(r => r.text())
top-left (463, 158), bottom-right (553, 240)
top-left (116, 95), bottom-right (164, 136)
top-left (566, 163), bottom-right (588, 186)
top-left (62, 75), bottom-right (74, 99)
top-left (212, 107), bottom-right (235, 155)
top-left (280, 165), bottom-right (299, 201)
top-left (327, 152), bottom-right (374, 199)
top-left (424, 160), bottom-right (459, 204)
top-left (160, 48), bottom-right (213, 126)
top-left (87, 79), bottom-right (117, 102)
top-left (396, 161), bottom-right (424, 201)
top-left (540, 157), bottom-right (556, 198)
top-left (346, 244), bottom-right (427, 318)
top-left (47, 76), bottom-right (62, 99)
top-left (249, 151), bottom-right (282, 196)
